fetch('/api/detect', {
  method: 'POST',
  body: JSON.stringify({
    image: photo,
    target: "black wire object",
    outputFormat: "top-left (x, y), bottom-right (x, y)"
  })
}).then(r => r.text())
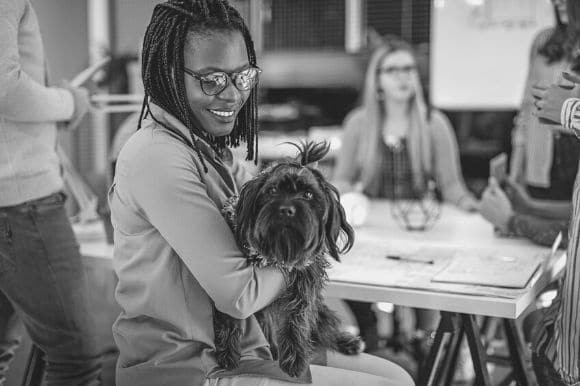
top-left (386, 139), bottom-right (441, 231)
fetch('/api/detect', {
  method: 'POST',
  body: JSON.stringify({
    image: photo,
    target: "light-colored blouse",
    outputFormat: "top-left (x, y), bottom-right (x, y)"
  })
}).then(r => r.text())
top-left (109, 103), bottom-right (285, 386)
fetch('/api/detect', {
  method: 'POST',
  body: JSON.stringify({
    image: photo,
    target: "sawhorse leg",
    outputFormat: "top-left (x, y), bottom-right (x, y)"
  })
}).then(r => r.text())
top-left (418, 312), bottom-right (491, 386)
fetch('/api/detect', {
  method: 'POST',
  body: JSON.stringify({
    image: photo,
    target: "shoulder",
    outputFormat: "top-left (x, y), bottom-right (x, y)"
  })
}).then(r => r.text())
top-left (116, 121), bottom-right (200, 181)
top-left (342, 107), bottom-right (367, 133)
top-left (428, 109), bottom-right (452, 131)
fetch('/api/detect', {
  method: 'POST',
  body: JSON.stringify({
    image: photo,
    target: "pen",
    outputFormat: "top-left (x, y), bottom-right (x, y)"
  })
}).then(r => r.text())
top-left (385, 255), bottom-right (434, 265)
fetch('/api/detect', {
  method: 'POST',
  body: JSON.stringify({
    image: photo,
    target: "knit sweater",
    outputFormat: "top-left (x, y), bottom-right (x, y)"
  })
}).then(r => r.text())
top-left (0, 0), bottom-right (74, 206)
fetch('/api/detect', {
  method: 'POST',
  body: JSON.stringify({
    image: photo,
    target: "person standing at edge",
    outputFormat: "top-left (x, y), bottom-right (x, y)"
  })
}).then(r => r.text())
top-left (0, 0), bottom-right (103, 384)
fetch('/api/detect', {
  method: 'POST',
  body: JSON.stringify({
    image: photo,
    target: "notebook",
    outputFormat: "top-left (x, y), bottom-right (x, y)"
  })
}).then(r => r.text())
top-left (431, 251), bottom-right (544, 289)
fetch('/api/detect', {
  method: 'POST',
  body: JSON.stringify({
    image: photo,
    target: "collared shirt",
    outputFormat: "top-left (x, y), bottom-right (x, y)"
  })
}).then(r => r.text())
top-left (109, 103), bottom-right (286, 386)
top-left (534, 97), bottom-right (580, 384)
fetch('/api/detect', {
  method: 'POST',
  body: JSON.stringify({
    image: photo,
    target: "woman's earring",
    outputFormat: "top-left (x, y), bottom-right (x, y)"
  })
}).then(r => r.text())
top-left (377, 90), bottom-right (385, 101)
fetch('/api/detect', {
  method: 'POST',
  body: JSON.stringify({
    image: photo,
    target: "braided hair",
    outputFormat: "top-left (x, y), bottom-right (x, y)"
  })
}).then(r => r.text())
top-left (139, 0), bottom-right (259, 168)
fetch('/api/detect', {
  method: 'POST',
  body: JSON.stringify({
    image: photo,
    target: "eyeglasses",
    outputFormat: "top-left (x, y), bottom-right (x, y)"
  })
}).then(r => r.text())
top-left (377, 65), bottom-right (417, 76)
top-left (183, 66), bottom-right (262, 96)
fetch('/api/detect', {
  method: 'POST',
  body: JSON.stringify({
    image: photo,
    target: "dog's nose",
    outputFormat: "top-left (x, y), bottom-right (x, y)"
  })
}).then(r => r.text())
top-left (279, 204), bottom-right (296, 217)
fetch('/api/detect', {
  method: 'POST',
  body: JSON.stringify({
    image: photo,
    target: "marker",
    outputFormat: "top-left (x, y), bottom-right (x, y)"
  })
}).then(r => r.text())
top-left (385, 255), bottom-right (434, 265)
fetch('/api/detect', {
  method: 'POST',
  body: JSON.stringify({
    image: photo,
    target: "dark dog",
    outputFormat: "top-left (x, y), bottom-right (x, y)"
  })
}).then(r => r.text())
top-left (214, 141), bottom-right (361, 377)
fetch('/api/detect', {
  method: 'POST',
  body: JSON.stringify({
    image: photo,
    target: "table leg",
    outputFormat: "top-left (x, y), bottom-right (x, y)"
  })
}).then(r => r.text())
top-left (502, 318), bottom-right (532, 386)
top-left (418, 312), bottom-right (461, 386)
top-left (462, 313), bottom-right (491, 385)
top-left (441, 323), bottom-right (464, 385)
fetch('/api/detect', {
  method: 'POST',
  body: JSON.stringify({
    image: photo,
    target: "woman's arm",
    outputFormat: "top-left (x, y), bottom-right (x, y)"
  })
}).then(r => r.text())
top-left (430, 111), bottom-right (478, 211)
top-left (332, 109), bottom-right (364, 194)
top-left (509, 29), bottom-right (552, 181)
top-left (127, 140), bottom-right (285, 320)
top-left (504, 178), bottom-right (571, 220)
top-left (0, 0), bottom-right (75, 122)
top-left (508, 214), bottom-right (569, 248)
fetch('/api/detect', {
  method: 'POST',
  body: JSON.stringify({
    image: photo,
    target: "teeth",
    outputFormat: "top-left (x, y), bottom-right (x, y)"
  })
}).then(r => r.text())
top-left (209, 109), bottom-right (234, 117)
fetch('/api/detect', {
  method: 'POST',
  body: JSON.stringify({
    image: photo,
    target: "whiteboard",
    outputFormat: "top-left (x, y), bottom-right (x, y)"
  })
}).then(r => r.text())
top-left (431, 0), bottom-right (555, 110)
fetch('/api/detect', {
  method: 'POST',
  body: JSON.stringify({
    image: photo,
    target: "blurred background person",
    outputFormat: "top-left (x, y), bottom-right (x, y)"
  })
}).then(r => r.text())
top-left (333, 37), bottom-right (477, 211)
top-left (332, 36), bottom-right (478, 377)
top-left (530, 68), bottom-right (580, 386)
top-left (510, 0), bottom-right (580, 202)
top-left (0, 0), bottom-right (102, 384)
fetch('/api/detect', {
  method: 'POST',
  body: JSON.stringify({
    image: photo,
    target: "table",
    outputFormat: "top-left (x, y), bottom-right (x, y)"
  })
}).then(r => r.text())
top-left (326, 201), bottom-right (564, 386)
top-left (79, 201), bottom-right (564, 386)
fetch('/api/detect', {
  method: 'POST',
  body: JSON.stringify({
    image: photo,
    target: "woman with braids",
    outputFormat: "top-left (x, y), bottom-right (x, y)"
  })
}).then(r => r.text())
top-left (108, 1), bottom-right (413, 385)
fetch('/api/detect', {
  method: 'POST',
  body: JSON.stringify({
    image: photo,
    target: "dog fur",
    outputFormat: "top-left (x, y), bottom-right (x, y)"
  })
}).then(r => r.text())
top-left (214, 141), bottom-right (361, 378)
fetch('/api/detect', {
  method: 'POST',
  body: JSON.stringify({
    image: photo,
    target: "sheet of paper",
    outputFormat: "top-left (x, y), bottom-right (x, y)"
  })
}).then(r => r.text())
top-left (431, 250), bottom-right (543, 289)
top-left (328, 238), bottom-right (546, 299)
top-left (70, 57), bottom-right (111, 87)
top-left (489, 153), bottom-right (507, 183)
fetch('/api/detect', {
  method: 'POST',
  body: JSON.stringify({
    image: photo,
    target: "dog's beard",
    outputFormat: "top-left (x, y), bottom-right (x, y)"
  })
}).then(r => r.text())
top-left (250, 206), bottom-right (324, 268)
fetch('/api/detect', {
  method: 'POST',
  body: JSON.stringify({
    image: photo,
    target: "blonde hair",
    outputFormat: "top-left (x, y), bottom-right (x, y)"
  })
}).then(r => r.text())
top-left (357, 37), bottom-right (432, 191)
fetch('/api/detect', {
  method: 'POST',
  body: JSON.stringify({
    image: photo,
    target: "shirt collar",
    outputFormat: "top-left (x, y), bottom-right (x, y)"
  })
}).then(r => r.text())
top-left (146, 102), bottom-right (220, 160)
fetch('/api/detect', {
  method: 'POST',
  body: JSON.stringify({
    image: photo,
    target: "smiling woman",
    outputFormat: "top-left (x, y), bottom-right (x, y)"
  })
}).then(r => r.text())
top-left (108, 1), bottom-right (413, 386)
top-left (182, 31), bottom-right (256, 137)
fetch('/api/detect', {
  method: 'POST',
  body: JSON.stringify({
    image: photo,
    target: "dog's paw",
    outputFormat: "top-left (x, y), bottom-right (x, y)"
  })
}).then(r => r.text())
top-left (216, 350), bottom-right (240, 370)
top-left (336, 333), bottom-right (365, 355)
top-left (279, 353), bottom-right (309, 378)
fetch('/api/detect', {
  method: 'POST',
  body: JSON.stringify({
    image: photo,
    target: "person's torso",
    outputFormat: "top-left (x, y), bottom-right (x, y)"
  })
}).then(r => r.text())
top-left (364, 138), bottom-right (418, 199)
top-left (109, 121), bottom-right (271, 385)
top-left (0, 0), bottom-right (62, 206)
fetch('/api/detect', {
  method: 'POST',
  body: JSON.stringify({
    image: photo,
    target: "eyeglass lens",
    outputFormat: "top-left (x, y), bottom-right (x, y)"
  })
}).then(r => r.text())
top-left (200, 68), bottom-right (259, 95)
top-left (379, 65), bottom-right (416, 75)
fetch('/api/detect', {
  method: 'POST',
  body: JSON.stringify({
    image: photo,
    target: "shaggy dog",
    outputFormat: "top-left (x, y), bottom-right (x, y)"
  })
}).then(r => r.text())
top-left (215, 141), bottom-right (362, 377)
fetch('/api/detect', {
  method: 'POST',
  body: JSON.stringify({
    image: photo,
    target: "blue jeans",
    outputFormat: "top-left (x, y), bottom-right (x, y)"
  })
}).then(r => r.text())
top-left (0, 192), bottom-right (102, 385)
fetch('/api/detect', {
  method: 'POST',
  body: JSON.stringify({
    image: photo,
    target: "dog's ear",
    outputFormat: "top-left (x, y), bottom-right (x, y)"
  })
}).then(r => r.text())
top-left (321, 179), bottom-right (355, 261)
top-left (235, 172), bottom-right (268, 243)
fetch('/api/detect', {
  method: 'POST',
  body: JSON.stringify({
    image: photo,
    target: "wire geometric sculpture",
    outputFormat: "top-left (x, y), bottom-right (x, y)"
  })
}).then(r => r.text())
top-left (385, 138), bottom-right (442, 231)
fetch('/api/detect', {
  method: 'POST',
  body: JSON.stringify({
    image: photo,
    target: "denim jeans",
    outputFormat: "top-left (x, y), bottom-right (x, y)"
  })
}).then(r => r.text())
top-left (0, 192), bottom-right (102, 385)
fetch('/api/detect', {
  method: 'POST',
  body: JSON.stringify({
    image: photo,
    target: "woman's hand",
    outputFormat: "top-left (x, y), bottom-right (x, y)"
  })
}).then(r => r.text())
top-left (480, 178), bottom-right (514, 234)
top-left (503, 178), bottom-right (534, 213)
top-left (532, 71), bottom-right (580, 130)
top-left (457, 196), bottom-right (480, 212)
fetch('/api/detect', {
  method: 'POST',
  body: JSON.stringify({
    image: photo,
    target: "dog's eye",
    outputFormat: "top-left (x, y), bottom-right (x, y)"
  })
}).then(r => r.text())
top-left (268, 186), bottom-right (278, 195)
top-left (303, 191), bottom-right (313, 200)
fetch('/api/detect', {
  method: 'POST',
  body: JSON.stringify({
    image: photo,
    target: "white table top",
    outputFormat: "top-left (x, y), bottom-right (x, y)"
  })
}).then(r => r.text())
top-left (326, 201), bottom-right (564, 319)
top-left (79, 201), bottom-right (564, 320)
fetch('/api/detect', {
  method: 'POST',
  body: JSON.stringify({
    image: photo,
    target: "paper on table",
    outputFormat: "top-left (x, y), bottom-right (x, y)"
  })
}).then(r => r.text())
top-left (431, 251), bottom-right (544, 289)
top-left (328, 238), bottom-right (546, 299)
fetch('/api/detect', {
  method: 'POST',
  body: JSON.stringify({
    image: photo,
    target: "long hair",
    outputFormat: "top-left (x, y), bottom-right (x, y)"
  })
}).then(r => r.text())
top-left (139, 0), bottom-right (259, 164)
top-left (566, 0), bottom-right (580, 71)
top-left (539, 0), bottom-right (580, 69)
top-left (357, 37), bottom-right (431, 191)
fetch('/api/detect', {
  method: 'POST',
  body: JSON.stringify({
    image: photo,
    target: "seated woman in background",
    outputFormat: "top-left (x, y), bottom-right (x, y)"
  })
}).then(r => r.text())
top-left (332, 37), bottom-right (477, 368)
top-left (510, 0), bottom-right (580, 201)
top-left (333, 37), bottom-right (478, 211)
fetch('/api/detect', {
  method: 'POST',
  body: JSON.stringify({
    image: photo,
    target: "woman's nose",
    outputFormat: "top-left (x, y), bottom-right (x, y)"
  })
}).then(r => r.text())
top-left (216, 81), bottom-right (241, 102)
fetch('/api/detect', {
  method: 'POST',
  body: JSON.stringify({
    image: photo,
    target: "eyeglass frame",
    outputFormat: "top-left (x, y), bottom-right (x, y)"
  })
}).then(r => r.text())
top-left (183, 66), bottom-right (262, 96)
top-left (376, 65), bottom-right (417, 76)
